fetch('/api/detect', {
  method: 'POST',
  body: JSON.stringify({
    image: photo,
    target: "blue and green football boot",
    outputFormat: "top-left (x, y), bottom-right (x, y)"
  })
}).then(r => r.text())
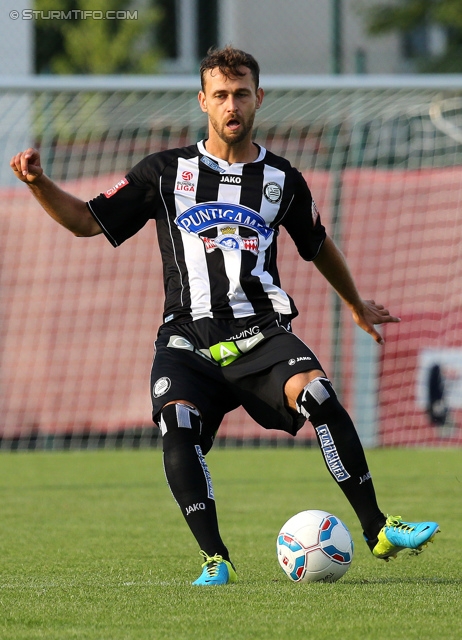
top-left (192, 551), bottom-right (237, 586)
top-left (366, 515), bottom-right (440, 561)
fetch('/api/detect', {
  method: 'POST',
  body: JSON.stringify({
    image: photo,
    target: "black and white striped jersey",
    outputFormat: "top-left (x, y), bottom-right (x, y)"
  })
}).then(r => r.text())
top-left (87, 141), bottom-right (326, 324)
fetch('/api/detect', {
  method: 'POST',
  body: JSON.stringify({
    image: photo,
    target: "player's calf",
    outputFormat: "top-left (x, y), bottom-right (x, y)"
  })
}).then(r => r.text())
top-left (295, 376), bottom-right (387, 539)
top-left (296, 381), bottom-right (440, 561)
top-left (295, 376), bottom-right (366, 484)
top-left (160, 402), bottom-right (214, 509)
top-left (159, 402), bottom-right (232, 569)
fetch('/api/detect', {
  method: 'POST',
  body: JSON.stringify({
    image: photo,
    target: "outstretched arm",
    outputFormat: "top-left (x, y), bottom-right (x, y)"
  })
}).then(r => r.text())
top-left (10, 148), bottom-right (102, 237)
top-left (312, 235), bottom-right (400, 345)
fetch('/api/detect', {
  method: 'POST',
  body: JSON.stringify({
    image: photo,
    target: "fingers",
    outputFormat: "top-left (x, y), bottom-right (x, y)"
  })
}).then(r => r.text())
top-left (353, 299), bottom-right (401, 346)
top-left (357, 319), bottom-right (385, 346)
top-left (364, 299), bottom-right (401, 324)
top-left (10, 148), bottom-right (42, 182)
top-left (9, 153), bottom-right (21, 174)
top-left (378, 310), bottom-right (401, 324)
top-left (371, 328), bottom-right (385, 346)
top-left (21, 149), bottom-right (35, 176)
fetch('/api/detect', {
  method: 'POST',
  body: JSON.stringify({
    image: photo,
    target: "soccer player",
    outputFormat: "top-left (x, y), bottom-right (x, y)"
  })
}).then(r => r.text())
top-left (10, 46), bottom-right (439, 585)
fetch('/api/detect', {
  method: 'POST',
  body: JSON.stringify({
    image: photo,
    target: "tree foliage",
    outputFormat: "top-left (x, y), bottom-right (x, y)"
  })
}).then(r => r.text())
top-left (361, 0), bottom-right (462, 72)
top-left (35, 0), bottom-right (161, 74)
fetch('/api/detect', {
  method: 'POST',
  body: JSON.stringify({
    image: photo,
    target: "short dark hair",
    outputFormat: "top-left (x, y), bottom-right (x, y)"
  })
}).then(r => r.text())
top-left (199, 45), bottom-right (260, 91)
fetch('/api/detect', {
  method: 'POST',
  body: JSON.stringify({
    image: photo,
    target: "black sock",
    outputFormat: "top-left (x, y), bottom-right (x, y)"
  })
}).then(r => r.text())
top-left (296, 378), bottom-right (386, 539)
top-left (162, 426), bottom-right (230, 561)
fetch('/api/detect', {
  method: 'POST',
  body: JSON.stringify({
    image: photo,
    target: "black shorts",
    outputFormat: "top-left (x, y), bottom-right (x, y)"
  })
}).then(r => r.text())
top-left (150, 313), bottom-right (323, 442)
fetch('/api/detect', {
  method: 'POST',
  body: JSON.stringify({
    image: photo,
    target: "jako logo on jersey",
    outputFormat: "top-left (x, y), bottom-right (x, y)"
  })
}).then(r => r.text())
top-left (176, 202), bottom-right (273, 239)
top-left (104, 177), bottom-right (129, 198)
top-left (263, 182), bottom-right (283, 204)
top-left (220, 174), bottom-right (242, 185)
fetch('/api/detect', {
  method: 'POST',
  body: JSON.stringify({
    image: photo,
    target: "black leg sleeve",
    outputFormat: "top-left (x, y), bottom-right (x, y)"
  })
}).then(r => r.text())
top-left (160, 404), bottom-right (231, 560)
top-left (296, 378), bottom-right (386, 539)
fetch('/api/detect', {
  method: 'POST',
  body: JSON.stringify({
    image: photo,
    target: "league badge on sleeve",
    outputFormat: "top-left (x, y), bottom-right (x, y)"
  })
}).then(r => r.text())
top-left (104, 177), bottom-right (129, 198)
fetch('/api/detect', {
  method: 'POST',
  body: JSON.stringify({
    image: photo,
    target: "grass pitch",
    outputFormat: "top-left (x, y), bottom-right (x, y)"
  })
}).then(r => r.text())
top-left (0, 447), bottom-right (460, 639)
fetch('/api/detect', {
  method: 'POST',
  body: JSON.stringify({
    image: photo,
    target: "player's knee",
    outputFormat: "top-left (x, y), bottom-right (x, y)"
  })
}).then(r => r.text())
top-left (159, 402), bottom-right (202, 440)
top-left (295, 376), bottom-right (343, 426)
top-left (158, 402), bottom-right (216, 455)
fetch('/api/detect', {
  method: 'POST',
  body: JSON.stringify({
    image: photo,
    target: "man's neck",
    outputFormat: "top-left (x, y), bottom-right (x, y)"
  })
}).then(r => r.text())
top-left (203, 138), bottom-right (259, 164)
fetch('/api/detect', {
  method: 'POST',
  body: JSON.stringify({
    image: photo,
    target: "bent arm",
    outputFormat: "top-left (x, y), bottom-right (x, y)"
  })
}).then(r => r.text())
top-left (312, 235), bottom-right (400, 344)
top-left (10, 148), bottom-right (102, 237)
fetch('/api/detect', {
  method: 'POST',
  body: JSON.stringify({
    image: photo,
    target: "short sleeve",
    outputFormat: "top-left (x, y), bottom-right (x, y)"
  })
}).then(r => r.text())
top-left (280, 170), bottom-right (326, 261)
top-left (87, 156), bottom-right (159, 247)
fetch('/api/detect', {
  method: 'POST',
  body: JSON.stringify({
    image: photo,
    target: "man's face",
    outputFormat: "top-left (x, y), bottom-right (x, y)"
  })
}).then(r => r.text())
top-left (198, 66), bottom-right (264, 146)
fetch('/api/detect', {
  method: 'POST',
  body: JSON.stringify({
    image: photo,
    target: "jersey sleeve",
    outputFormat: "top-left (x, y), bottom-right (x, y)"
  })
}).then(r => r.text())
top-left (280, 170), bottom-right (326, 261)
top-left (87, 156), bottom-right (159, 247)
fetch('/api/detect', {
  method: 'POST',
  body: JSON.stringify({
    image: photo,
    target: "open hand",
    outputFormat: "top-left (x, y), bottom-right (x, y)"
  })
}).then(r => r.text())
top-left (351, 299), bottom-right (401, 345)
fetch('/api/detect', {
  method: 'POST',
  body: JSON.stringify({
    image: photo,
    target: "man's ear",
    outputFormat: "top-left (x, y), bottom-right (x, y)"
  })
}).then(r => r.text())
top-left (198, 91), bottom-right (207, 113)
top-left (256, 87), bottom-right (264, 109)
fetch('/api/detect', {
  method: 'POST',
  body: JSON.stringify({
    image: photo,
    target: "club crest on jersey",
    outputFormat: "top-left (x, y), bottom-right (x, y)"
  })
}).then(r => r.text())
top-left (176, 202), bottom-right (273, 239)
top-left (104, 177), bottom-right (129, 198)
top-left (202, 226), bottom-right (259, 255)
top-left (263, 181), bottom-right (282, 204)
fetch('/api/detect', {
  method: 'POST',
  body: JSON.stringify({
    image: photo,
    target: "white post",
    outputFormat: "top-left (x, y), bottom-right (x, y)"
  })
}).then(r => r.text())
top-left (0, 1), bottom-right (33, 186)
top-left (179, 0), bottom-right (198, 72)
top-left (218, 0), bottom-right (238, 45)
top-left (353, 324), bottom-right (379, 448)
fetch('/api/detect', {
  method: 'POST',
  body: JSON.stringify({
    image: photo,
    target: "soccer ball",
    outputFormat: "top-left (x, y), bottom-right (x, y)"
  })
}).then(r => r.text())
top-left (276, 509), bottom-right (354, 583)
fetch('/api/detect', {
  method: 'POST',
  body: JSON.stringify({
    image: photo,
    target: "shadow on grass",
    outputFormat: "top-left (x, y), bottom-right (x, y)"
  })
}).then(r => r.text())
top-left (271, 577), bottom-right (462, 585)
top-left (348, 577), bottom-right (462, 585)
